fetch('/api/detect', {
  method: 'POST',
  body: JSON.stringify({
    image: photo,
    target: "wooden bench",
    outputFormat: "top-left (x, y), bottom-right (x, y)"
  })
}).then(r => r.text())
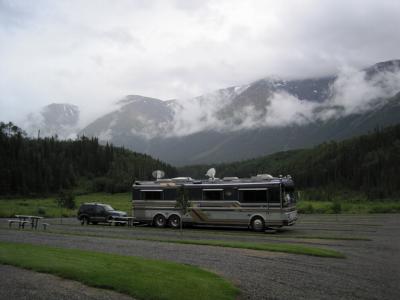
top-left (8, 219), bottom-right (30, 228)
top-left (14, 215), bottom-right (43, 229)
top-left (42, 223), bottom-right (50, 230)
top-left (8, 219), bottom-right (19, 228)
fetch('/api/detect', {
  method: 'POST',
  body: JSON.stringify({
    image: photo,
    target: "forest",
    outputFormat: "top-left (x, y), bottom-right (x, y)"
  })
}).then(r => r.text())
top-left (2, 121), bottom-right (400, 200)
top-left (179, 124), bottom-right (400, 200)
top-left (0, 122), bottom-right (177, 197)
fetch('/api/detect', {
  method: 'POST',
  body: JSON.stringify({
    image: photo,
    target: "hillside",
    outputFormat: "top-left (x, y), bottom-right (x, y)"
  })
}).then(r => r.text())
top-left (0, 122), bottom-right (177, 196)
top-left (179, 124), bottom-right (400, 199)
top-left (79, 60), bottom-right (400, 165)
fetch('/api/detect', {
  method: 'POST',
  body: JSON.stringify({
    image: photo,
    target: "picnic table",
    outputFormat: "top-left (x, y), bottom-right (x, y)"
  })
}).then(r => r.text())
top-left (9, 215), bottom-right (44, 229)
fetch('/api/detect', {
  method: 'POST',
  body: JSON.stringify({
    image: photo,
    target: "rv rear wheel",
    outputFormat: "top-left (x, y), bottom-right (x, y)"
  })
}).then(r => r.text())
top-left (168, 215), bottom-right (181, 229)
top-left (251, 217), bottom-right (265, 232)
top-left (153, 214), bottom-right (166, 228)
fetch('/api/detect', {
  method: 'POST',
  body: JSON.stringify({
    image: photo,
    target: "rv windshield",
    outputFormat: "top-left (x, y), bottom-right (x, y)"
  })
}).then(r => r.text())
top-left (283, 187), bottom-right (296, 205)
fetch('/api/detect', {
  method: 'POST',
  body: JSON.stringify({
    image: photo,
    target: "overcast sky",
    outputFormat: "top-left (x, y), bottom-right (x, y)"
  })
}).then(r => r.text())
top-left (1, 0), bottom-right (400, 125)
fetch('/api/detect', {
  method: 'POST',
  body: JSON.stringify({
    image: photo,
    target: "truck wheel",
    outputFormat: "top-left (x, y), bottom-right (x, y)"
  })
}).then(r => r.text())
top-left (81, 216), bottom-right (90, 225)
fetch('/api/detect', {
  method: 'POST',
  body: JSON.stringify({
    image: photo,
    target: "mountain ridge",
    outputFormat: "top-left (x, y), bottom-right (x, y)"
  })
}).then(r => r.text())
top-left (24, 60), bottom-right (400, 165)
top-left (79, 60), bottom-right (400, 165)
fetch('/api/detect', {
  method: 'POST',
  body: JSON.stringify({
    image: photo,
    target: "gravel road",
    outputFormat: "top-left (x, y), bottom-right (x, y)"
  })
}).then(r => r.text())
top-left (1, 214), bottom-right (399, 300)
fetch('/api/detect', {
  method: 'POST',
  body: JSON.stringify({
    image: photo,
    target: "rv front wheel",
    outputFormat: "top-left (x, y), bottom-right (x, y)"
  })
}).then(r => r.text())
top-left (251, 217), bottom-right (265, 232)
top-left (154, 214), bottom-right (166, 228)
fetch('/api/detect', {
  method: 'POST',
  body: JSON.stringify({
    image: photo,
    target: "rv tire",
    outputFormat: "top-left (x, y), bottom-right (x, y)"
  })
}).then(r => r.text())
top-left (153, 214), bottom-right (166, 228)
top-left (168, 215), bottom-right (181, 229)
top-left (251, 216), bottom-right (265, 232)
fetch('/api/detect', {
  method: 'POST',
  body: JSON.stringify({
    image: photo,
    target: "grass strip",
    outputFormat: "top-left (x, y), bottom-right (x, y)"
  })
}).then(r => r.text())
top-left (48, 223), bottom-right (370, 241)
top-left (0, 241), bottom-right (239, 300)
top-left (123, 224), bottom-right (373, 240)
top-left (146, 238), bottom-right (346, 258)
top-left (1, 227), bottom-right (345, 258)
top-left (298, 222), bottom-right (382, 227)
top-left (86, 227), bottom-right (370, 241)
top-left (271, 235), bottom-right (371, 241)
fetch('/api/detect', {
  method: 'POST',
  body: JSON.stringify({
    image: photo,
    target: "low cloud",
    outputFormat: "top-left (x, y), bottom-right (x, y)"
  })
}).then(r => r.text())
top-left (23, 103), bottom-right (80, 139)
top-left (171, 87), bottom-right (242, 135)
top-left (19, 61), bottom-right (400, 140)
top-left (166, 63), bottom-right (400, 136)
top-left (325, 65), bottom-right (400, 117)
top-left (1, 0), bottom-right (400, 128)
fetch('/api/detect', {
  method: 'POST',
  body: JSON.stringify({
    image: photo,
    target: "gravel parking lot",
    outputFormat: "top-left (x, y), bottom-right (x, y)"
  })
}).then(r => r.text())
top-left (1, 214), bottom-right (399, 300)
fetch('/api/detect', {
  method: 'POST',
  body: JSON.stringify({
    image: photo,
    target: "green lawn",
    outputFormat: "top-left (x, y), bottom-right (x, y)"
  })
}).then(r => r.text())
top-left (1, 192), bottom-right (399, 218)
top-left (147, 238), bottom-right (346, 258)
top-left (0, 241), bottom-right (239, 300)
top-left (297, 200), bottom-right (400, 214)
top-left (11, 228), bottom-right (345, 258)
top-left (0, 193), bottom-right (131, 218)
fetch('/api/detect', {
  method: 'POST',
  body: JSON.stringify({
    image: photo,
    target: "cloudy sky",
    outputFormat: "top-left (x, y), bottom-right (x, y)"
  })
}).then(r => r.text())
top-left (1, 0), bottom-right (400, 125)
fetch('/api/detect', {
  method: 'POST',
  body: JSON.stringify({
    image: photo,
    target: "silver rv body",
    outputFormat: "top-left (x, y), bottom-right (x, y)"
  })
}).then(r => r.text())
top-left (132, 175), bottom-right (297, 231)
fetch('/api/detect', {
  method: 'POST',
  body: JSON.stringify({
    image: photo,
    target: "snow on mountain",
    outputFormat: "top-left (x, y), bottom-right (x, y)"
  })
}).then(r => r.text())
top-left (21, 60), bottom-right (400, 165)
top-left (79, 60), bottom-right (400, 165)
top-left (24, 103), bottom-right (80, 139)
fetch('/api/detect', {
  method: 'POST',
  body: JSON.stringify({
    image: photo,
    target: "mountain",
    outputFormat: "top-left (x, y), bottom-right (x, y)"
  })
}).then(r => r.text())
top-left (80, 60), bottom-right (400, 166)
top-left (82, 95), bottom-right (174, 140)
top-left (24, 103), bottom-right (80, 139)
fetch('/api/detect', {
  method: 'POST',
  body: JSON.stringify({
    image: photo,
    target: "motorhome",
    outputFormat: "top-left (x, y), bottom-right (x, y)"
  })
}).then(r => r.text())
top-left (132, 173), bottom-right (297, 231)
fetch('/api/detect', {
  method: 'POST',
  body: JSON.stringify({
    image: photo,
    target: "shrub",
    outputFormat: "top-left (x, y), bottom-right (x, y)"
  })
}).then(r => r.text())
top-left (331, 202), bottom-right (342, 214)
top-left (368, 204), bottom-right (400, 213)
top-left (299, 203), bottom-right (315, 214)
top-left (92, 177), bottom-right (110, 192)
top-left (314, 206), bottom-right (329, 214)
top-left (56, 190), bottom-right (76, 209)
top-left (37, 207), bottom-right (46, 216)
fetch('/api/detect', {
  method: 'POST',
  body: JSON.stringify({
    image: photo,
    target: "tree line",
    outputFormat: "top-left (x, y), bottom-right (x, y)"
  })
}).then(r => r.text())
top-left (179, 124), bottom-right (400, 199)
top-left (0, 122), bottom-right (177, 196)
top-left (2, 121), bottom-right (399, 200)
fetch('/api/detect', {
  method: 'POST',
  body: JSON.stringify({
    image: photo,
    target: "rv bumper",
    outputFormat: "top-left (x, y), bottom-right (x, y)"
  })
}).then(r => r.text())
top-left (283, 210), bottom-right (298, 226)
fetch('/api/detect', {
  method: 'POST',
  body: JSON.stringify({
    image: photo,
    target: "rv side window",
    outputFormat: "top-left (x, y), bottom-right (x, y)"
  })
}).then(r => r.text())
top-left (239, 189), bottom-right (267, 203)
top-left (141, 191), bottom-right (163, 200)
top-left (163, 189), bottom-right (177, 200)
top-left (132, 190), bottom-right (140, 200)
top-left (188, 188), bottom-right (202, 200)
top-left (268, 188), bottom-right (281, 204)
top-left (203, 190), bottom-right (223, 201)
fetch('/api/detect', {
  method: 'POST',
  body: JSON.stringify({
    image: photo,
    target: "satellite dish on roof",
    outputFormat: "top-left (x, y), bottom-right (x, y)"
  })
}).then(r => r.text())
top-left (152, 170), bottom-right (165, 180)
top-left (205, 168), bottom-right (216, 180)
